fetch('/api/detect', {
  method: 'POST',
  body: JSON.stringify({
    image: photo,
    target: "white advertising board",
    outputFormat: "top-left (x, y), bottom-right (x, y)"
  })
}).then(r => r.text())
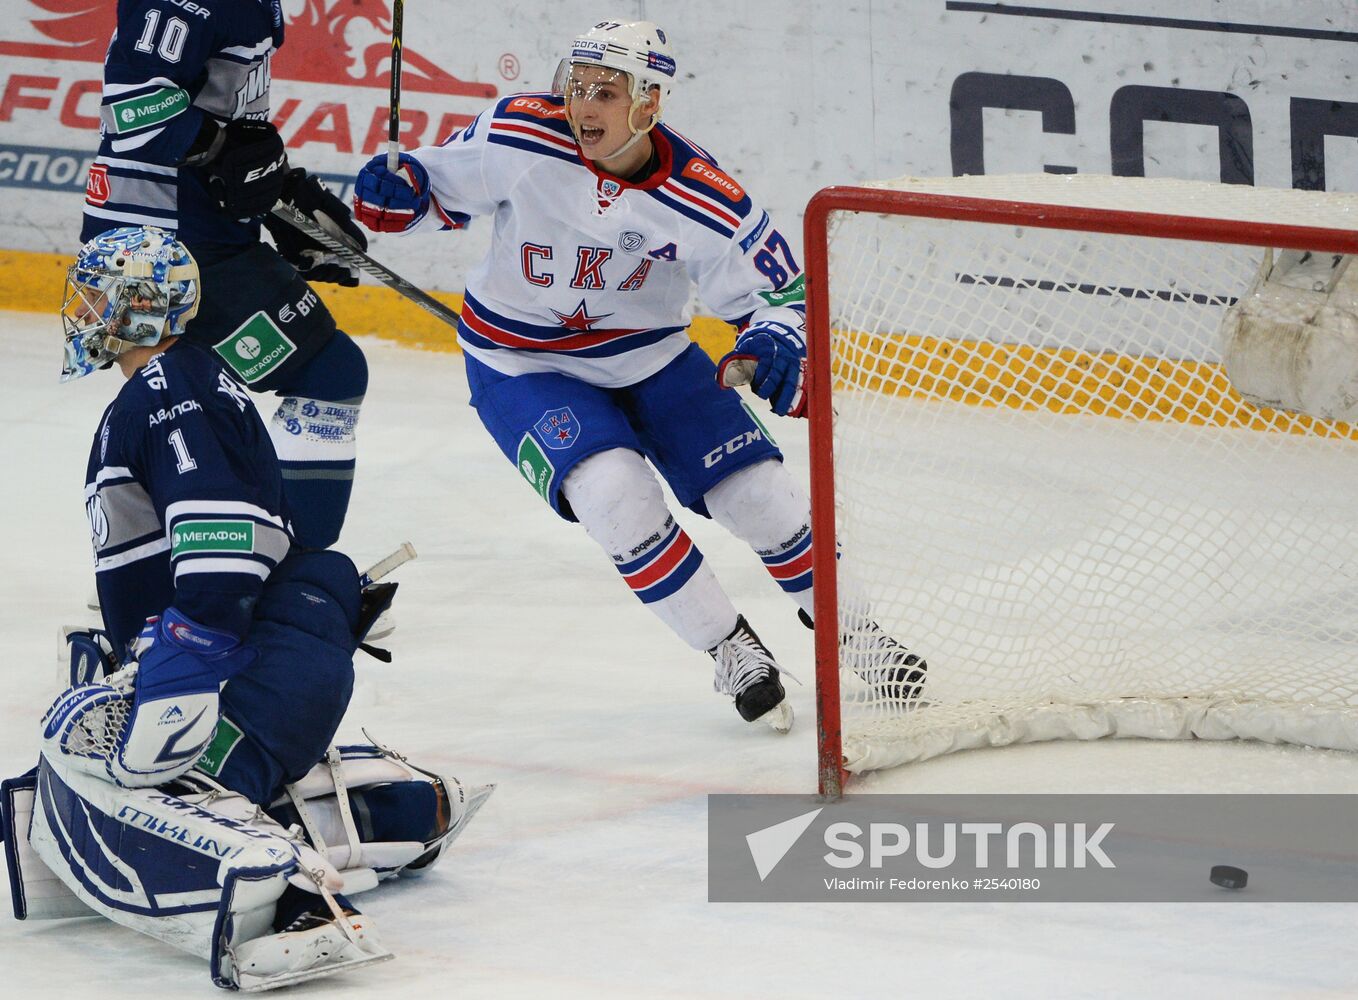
top-left (0, 1), bottom-right (1353, 290)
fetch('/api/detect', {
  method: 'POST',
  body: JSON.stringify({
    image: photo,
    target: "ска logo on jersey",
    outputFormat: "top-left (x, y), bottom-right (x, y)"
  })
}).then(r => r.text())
top-left (536, 407), bottom-right (580, 450)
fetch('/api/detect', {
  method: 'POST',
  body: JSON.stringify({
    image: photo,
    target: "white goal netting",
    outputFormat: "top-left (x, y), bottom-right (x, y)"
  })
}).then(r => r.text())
top-left (819, 174), bottom-right (1358, 773)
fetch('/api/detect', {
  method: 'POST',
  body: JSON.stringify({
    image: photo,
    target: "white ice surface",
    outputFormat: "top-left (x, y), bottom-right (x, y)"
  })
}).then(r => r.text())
top-left (1, 311), bottom-right (1355, 998)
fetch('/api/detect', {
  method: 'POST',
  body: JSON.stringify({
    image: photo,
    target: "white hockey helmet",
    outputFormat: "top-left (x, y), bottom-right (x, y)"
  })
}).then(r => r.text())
top-left (60, 226), bottom-right (200, 381)
top-left (552, 20), bottom-right (677, 106)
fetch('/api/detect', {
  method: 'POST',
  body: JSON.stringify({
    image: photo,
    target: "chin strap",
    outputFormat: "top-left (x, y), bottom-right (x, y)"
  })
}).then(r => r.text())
top-left (596, 127), bottom-right (651, 165)
top-left (567, 93), bottom-right (661, 165)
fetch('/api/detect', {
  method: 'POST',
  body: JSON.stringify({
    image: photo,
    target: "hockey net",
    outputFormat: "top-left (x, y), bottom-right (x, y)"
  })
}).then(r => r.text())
top-left (806, 174), bottom-right (1358, 796)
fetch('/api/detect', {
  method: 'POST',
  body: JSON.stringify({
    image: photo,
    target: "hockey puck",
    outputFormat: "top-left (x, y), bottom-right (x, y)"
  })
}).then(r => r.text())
top-left (1209, 865), bottom-right (1248, 890)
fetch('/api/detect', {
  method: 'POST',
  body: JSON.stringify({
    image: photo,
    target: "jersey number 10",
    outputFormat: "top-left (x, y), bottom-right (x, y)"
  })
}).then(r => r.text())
top-left (134, 9), bottom-right (190, 64)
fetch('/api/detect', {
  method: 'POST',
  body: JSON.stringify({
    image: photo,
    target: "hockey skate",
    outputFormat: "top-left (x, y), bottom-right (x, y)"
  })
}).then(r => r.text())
top-left (708, 615), bottom-right (794, 733)
top-left (799, 609), bottom-right (927, 700)
top-left (228, 908), bottom-right (392, 992)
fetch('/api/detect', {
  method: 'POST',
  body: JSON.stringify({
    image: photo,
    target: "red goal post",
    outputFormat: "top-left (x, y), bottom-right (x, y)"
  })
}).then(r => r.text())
top-left (804, 175), bottom-right (1358, 799)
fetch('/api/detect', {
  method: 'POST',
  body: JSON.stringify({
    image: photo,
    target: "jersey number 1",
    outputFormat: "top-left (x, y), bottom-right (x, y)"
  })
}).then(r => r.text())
top-left (168, 428), bottom-right (197, 474)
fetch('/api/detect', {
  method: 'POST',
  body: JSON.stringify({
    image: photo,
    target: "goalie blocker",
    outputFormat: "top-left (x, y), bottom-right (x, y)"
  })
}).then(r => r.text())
top-left (1, 742), bottom-right (493, 992)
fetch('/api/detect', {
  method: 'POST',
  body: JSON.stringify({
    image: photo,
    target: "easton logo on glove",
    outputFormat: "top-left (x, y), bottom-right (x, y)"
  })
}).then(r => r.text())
top-left (244, 155), bottom-right (287, 184)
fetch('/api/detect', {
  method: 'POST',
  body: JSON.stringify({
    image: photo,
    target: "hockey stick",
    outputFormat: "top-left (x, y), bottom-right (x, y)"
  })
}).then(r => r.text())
top-left (268, 202), bottom-right (461, 328)
top-left (387, 0), bottom-right (405, 171)
top-left (360, 542), bottom-right (417, 587)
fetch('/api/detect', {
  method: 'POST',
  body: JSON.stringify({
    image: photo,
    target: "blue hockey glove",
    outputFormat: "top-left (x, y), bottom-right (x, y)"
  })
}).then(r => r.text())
top-left (717, 320), bottom-right (808, 417)
top-left (99, 609), bottom-right (252, 786)
top-left (41, 609), bottom-right (249, 788)
top-left (354, 153), bottom-right (432, 233)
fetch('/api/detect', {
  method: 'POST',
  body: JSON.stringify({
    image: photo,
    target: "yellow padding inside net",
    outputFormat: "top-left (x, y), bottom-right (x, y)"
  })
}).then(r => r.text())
top-left (834, 330), bottom-right (1358, 441)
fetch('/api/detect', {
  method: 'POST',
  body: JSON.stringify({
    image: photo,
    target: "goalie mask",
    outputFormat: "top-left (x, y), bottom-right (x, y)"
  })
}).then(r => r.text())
top-left (551, 20), bottom-right (676, 161)
top-left (61, 226), bottom-right (200, 382)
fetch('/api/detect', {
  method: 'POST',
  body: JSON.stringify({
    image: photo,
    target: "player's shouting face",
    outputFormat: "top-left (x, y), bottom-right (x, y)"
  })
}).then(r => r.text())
top-left (563, 65), bottom-right (661, 174)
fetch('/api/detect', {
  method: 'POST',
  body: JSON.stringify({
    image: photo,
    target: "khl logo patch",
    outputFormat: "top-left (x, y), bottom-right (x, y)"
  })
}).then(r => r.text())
top-left (535, 407), bottom-right (580, 450)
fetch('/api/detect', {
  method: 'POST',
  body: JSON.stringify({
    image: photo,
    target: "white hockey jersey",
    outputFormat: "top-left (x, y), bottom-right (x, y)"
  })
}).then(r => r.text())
top-left (406, 93), bottom-right (806, 387)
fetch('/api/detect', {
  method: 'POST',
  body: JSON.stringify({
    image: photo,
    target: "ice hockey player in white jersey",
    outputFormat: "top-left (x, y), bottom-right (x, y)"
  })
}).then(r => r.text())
top-left (353, 20), bottom-right (925, 731)
top-left (0, 227), bottom-right (492, 992)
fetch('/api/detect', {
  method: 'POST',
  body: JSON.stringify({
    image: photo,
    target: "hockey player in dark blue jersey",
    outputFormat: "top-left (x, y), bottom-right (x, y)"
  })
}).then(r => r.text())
top-left (1, 227), bottom-right (492, 991)
top-left (79, 0), bottom-right (368, 549)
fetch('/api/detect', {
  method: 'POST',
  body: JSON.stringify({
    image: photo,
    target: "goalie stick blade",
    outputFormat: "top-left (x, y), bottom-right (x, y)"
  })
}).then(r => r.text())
top-left (268, 204), bottom-right (461, 328)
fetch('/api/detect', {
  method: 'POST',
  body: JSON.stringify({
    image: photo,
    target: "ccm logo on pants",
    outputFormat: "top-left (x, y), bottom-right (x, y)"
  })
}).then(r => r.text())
top-left (703, 430), bottom-right (764, 468)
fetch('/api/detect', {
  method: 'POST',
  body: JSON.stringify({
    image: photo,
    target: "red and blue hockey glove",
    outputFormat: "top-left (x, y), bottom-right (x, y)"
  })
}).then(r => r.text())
top-left (353, 153), bottom-right (432, 233)
top-left (717, 320), bottom-right (808, 417)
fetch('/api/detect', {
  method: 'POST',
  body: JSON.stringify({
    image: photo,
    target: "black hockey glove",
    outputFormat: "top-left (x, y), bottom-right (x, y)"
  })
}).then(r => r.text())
top-left (189, 118), bottom-right (289, 219)
top-left (263, 167), bottom-right (369, 286)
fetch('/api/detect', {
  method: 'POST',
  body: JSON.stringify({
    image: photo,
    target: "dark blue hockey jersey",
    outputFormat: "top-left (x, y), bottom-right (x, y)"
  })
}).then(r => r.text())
top-left (85, 341), bottom-right (294, 652)
top-left (81, 0), bottom-right (284, 264)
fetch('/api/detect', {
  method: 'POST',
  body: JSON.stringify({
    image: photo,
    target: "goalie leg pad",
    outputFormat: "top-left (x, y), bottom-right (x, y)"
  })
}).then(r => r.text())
top-left (1, 766), bottom-right (93, 920)
top-left (26, 755), bottom-right (299, 959)
top-left (21, 755), bottom-right (377, 990)
top-left (268, 743), bottom-right (495, 886)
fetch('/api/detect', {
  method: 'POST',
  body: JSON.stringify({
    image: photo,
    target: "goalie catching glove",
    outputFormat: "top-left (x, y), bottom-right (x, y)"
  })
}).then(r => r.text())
top-left (41, 608), bottom-right (255, 788)
top-left (263, 167), bottom-right (370, 286)
top-left (717, 319), bottom-right (808, 417)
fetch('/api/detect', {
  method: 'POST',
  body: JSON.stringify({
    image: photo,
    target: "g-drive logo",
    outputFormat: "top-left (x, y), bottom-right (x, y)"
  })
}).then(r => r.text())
top-left (748, 808), bottom-right (1114, 882)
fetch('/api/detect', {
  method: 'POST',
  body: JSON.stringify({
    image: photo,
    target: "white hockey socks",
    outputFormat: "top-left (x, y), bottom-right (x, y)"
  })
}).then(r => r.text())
top-left (561, 448), bottom-right (737, 651)
top-left (704, 458), bottom-right (815, 617)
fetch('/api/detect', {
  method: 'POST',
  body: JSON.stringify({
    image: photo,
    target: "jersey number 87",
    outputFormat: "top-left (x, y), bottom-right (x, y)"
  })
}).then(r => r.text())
top-left (754, 230), bottom-right (799, 289)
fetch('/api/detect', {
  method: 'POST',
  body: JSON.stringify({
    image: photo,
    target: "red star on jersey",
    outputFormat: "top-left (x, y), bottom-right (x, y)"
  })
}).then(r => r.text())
top-left (550, 300), bottom-right (613, 331)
